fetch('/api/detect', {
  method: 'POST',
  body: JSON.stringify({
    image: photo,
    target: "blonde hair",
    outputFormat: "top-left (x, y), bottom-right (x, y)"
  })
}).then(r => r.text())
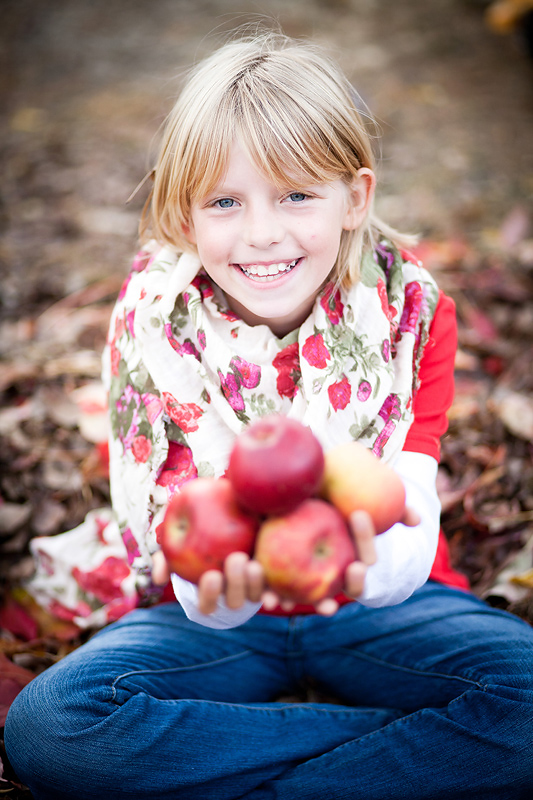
top-left (141, 31), bottom-right (414, 288)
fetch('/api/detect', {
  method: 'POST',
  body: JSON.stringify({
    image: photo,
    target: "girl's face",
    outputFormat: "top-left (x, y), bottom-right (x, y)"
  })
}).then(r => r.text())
top-left (185, 142), bottom-right (374, 337)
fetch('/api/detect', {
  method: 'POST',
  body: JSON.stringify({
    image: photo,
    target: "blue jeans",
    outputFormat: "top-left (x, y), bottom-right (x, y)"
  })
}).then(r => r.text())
top-left (5, 582), bottom-right (533, 799)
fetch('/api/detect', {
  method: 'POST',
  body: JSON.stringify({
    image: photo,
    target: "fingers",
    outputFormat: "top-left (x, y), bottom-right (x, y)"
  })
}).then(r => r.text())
top-left (401, 505), bottom-right (421, 527)
top-left (196, 506), bottom-right (394, 618)
top-left (224, 551), bottom-right (252, 609)
top-left (261, 591), bottom-right (338, 616)
top-left (260, 510), bottom-right (378, 613)
top-left (349, 509), bottom-right (377, 565)
top-left (315, 597), bottom-right (339, 616)
top-left (261, 590), bottom-right (280, 610)
top-left (245, 559), bottom-right (265, 603)
top-left (344, 560), bottom-right (367, 598)
top-left (151, 549), bottom-right (170, 586)
top-left (197, 569), bottom-right (224, 615)
top-left (196, 518), bottom-right (380, 617)
top-left (198, 553), bottom-right (266, 615)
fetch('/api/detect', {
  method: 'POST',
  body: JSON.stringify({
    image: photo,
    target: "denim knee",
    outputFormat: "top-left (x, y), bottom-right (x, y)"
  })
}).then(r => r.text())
top-left (4, 678), bottom-right (55, 791)
top-left (468, 632), bottom-right (533, 792)
top-left (4, 657), bottom-right (116, 799)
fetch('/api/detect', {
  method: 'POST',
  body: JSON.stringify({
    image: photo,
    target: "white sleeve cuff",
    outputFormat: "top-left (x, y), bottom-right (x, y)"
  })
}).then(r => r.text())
top-left (357, 451), bottom-right (441, 608)
top-left (171, 573), bottom-right (262, 629)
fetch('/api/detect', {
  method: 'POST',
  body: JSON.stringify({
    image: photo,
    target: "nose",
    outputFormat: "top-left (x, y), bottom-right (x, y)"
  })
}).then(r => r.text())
top-left (243, 201), bottom-right (285, 249)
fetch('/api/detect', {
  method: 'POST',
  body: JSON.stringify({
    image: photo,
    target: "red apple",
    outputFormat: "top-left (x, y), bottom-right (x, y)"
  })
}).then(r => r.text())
top-left (159, 477), bottom-right (259, 584)
top-left (254, 498), bottom-right (355, 603)
top-left (227, 415), bottom-right (324, 516)
top-left (321, 441), bottom-right (406, 534)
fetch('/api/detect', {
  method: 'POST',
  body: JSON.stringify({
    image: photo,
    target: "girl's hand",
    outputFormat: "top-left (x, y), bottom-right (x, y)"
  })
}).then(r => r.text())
top-left (258, 509), bottom-right (384, 617)
top-left (153, 547), bottom-right (265, 614)
top-left (342, 505), bottom-right (421, 605)
top-left (158, 504), bottom-right (421, 617)
top-left (200, 505), bottom-right (421, 616)
top-left (197, 552), bottom-right (265, 615)
top-left (294, 504), bottom-right (421, 615)
top-left (152, 548), bottom-right (171, 586)
top-left (197, 555), bottom-right (341, 617)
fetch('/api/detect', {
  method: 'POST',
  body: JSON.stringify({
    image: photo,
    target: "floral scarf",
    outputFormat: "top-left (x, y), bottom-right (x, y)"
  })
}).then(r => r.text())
top-left (26, 239), bottom-right (439, 628)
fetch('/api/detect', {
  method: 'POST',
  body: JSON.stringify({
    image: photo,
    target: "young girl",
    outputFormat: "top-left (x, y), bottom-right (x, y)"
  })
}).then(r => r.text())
top-left (5, 32), bottom-right (533, 800)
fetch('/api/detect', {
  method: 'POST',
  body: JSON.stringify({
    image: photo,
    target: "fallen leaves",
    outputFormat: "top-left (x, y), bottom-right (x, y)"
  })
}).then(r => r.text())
top-left (489, 388), bottom-right (533, 441)
top-left (0, 654), bottom-right (34, 727)
top-left (0, 278), bottom-right (114, 721)
top-left (413, 227), bottom-right (533, 606)
top-left (1, 589), bottom-right (81, 645)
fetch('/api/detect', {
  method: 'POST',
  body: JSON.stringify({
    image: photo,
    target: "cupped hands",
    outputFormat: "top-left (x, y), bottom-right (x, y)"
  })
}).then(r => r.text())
top-left (152, 506), bottom-right (420, 617)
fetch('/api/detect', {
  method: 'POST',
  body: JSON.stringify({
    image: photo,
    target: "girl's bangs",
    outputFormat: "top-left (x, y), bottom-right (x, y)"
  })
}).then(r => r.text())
top-left (239, 113), bottom-right (348, 190)
top-left (183, 112), bottom-right (341, 210)
top-left (185, 134), bottom-right (232, 206)
top-left (183, 65), bottom-right (361, 206)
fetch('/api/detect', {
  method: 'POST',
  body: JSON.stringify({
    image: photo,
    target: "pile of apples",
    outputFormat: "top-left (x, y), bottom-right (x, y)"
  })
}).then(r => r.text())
top-left (158, 415), bottom-right (406, 604)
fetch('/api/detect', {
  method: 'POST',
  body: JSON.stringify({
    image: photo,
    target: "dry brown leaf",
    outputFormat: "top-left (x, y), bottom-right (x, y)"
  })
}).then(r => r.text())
top-left (0, 504), bottom-right (32, 536)
top-left (489, 390), bottom-right (533, 441)
top-left (42, 350), bottom-right (103, 379)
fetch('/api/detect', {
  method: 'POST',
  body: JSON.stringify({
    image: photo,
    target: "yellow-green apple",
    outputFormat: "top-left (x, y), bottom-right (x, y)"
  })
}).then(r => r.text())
top-left (158, 477), bottom-right (259, 583)
top-left (254, 498), bottom-right (355, 603)
top-left (227, 415), bottom-right (324, 516)
top-left (321, 441), bottom-right (406, 534)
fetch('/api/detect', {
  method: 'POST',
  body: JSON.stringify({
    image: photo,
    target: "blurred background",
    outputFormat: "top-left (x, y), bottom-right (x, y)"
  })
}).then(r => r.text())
top-left (1, 0), bottom-right (532, 307)
top-left (0, 2), bottom-right (533, 790)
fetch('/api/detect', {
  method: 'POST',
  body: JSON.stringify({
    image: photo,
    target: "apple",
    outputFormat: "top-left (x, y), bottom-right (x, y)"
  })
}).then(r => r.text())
top-left (321, 441), bottom-right (406, 534)
top-left (254, 498), bottom-right (355, 603)
top-left (158, 477), bottom-right (259, 583)
top-left (227, 415), bottom-right (324, 516)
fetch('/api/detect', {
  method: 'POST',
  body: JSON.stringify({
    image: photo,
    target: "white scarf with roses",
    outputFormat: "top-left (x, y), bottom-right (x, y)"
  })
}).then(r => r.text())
top-left (26, 239), bottom-right (439, 629)
top-left (126, 237), bottom-right (440, 465)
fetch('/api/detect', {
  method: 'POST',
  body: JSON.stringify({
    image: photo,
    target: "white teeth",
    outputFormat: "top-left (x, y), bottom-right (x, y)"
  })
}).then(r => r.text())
top-left (241, 259), bottom-right (299, 280)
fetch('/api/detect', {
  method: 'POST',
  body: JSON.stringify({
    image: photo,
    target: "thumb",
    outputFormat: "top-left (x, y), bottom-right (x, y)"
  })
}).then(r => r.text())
top-left (152, 549), bottom-right (170, 585)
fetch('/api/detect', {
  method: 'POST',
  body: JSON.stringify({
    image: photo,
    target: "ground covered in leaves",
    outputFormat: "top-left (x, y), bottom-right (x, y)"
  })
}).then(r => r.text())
top-left (1, 0), bottom-right (533, 795)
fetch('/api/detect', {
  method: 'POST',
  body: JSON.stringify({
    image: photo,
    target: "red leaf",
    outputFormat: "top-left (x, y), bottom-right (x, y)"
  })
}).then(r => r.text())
top-left (0, 597), bottom-right (38, 641)
top-left (0, 653), bottom-right (35, 726)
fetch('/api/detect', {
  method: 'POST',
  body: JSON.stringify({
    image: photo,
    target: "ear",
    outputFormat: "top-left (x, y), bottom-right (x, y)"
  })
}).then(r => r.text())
top-left (342, 168), bottom-right (376, 231)
top-left (182, 218), bottom-right (196, 245)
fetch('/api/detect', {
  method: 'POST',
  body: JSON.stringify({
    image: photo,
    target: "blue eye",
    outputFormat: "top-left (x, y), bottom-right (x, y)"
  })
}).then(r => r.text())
top-left (288, 192), bottom-right (307, 202)
top-left (215, 198), bottom-right (235, 209)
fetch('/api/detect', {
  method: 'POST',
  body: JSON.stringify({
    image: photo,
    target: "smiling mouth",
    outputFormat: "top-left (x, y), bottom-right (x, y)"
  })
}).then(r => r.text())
top-left (237, 258), bottom-right (301, 282)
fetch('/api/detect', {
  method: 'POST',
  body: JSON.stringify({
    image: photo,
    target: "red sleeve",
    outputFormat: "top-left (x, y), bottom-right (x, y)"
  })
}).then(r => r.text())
top-left (403, 291), bottom-right (457, 462)
top-left (403, 293), bottom-right (470, 591)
